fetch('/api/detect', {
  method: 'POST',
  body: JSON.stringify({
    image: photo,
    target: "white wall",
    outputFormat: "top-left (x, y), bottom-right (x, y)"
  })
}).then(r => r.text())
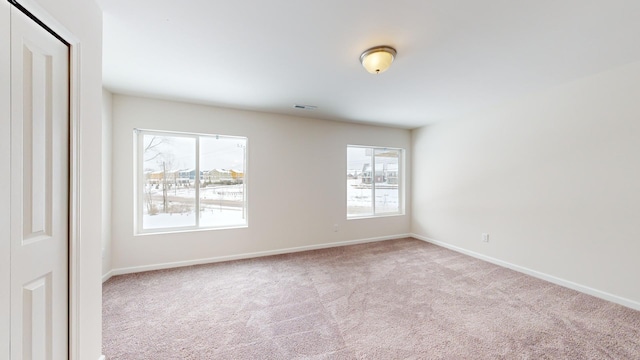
top-left (110, 94), bottom-right (411, 273)
top-left (102, 89), bottom-right (113, 279)
top-left (21, 0), bottom-right (104, 358)
top-left (412, 61), bottom-right (640, 308)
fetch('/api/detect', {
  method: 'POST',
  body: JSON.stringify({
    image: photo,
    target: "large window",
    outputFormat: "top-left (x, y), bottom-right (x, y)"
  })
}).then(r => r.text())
top-left (136, 129), bottom-right (247, 233)
top-left (347, 145), bottom-right (403, 218)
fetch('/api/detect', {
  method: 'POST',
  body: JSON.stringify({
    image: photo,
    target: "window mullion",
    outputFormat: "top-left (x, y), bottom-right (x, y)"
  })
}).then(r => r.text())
top-left (371, 148), bottom-right (376, 215)
top-left (195, 135), bottom-right (200, 228)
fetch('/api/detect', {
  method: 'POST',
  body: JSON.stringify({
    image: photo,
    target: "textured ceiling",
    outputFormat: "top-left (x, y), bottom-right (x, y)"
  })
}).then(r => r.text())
top-left (98, 0), bottom-right (640, 128)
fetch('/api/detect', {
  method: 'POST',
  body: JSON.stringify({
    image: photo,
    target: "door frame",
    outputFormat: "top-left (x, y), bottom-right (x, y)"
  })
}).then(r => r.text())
top-left (1, 2), bottom-right (11, 359)
top-left (7, 1), bottom-right (83, 359)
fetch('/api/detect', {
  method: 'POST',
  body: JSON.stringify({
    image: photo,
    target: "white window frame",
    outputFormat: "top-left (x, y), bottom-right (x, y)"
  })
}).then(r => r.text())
top-left (347, 145), bottom-right (404, 219)
top-left (134, 128), bottom-right (248, 234)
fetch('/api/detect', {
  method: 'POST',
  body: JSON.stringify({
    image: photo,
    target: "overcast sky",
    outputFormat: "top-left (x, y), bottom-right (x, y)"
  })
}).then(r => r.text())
top-left (143, 134), bottom-right (246, 171)
top-left (143, 135), bottom-right (399, 173)
top-left (347, 146), bottom-right (400, 172)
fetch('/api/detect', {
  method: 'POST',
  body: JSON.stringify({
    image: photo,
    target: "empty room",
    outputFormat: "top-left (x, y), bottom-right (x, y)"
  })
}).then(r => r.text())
top-left (3, 0), bottom-right (639, 359)
top-left (98, 1), bottom-right (640, 358)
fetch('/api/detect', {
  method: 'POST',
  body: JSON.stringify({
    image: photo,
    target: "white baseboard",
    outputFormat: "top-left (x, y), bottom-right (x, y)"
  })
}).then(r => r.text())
top-left (411, 233), bottom-right (640, 311)
top-left (98, 355), bottom-right (105, 360)
top-left (102, 270), bottom-right (114, 283)
top-left (108, 234), bottom-right (410, 278)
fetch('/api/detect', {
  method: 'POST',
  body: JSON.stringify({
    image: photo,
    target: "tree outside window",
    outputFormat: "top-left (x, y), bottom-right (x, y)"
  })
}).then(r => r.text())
top-left (136, 130), bottom-right (247, 233)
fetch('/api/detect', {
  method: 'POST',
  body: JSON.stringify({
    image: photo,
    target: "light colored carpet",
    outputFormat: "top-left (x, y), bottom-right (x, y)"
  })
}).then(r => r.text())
top-left (102, 238), bottom-right (640, 359)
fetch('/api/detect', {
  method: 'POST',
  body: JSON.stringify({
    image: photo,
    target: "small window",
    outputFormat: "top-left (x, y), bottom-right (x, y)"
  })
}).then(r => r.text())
top-left (347, 145), bottom-right (403, 218)
top-left (136, 129), bottom-right (247, 234)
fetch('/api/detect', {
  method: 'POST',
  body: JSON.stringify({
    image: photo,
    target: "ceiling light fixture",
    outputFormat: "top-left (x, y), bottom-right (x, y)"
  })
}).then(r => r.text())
top-left (359, 46), bottom-right (397, 74)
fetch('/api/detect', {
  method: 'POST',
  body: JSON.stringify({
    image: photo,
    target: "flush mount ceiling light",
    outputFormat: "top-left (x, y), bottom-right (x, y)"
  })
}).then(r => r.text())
top-left (359, 46), bottom-right (397, 74)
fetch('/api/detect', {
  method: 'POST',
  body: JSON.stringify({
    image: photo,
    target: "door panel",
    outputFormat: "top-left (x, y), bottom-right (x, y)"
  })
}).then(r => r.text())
top-left (21, 41), bottom-right (54, 244)
top-left (10, 6), bottom-right (69, 360)
top-left (22, 274), bottom-right (53, 360)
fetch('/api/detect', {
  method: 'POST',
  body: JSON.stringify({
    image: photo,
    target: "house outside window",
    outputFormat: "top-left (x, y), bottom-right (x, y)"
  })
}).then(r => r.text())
top-left (347, 145), bottom-right (404, 218)
top-left (136, 129), bottom-right (247, 234)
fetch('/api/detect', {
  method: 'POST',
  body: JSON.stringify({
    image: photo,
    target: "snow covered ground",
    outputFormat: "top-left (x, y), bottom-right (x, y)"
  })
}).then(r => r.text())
top-left (347, 179), bottom-right (399, 215)
top-left (143, 207), bottom-right (245, 229)
top-left (142, 184), bottom-right (246, 229)
top-left (142, 180), bottom-right (398, 229)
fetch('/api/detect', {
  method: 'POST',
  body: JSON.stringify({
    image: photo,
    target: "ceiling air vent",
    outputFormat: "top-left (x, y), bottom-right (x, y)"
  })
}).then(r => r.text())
top-left (293, 104), bottom-right (317, 111)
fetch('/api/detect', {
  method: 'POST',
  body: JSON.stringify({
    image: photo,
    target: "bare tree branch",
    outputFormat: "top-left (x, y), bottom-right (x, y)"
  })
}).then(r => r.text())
top-left (144, 136), bottom-right (170, 162)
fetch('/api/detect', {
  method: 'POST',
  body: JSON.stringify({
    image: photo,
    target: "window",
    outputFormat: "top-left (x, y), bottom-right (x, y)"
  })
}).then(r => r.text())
top-left (136, 129), bottom-right (247, 233)
top-left (347, 145), bottom-right (403, 218)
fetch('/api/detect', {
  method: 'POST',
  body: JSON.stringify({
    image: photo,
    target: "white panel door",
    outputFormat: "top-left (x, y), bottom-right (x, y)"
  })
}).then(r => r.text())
top-left (9, 6), bottom-right (70, 360)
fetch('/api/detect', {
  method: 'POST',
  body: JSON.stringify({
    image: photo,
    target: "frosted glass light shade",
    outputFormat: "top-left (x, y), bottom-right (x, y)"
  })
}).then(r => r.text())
top-left (360, 46), bottom-right (397, 74)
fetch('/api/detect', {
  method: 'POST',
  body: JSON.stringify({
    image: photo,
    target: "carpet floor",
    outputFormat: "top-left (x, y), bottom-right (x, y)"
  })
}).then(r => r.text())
top-left (103, 238), bottom-right (640, 359)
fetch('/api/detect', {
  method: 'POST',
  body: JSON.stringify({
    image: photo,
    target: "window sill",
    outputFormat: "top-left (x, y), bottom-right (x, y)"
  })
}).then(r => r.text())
top-left (135, 224), bottom-right (248, 236)
top-left (347, 213), bottom-right (404, 220)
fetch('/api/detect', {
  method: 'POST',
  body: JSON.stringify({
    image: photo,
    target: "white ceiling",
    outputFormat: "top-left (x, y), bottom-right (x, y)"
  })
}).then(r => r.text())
top-left (98, 0), bottom-right (640, 129)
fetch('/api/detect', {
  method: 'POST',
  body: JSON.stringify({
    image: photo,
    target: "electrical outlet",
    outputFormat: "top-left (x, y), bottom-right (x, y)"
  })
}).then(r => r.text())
top-left (482, 233), bottom-right (489, 243)
top-left (333, 224), bottom-right (339, 232)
